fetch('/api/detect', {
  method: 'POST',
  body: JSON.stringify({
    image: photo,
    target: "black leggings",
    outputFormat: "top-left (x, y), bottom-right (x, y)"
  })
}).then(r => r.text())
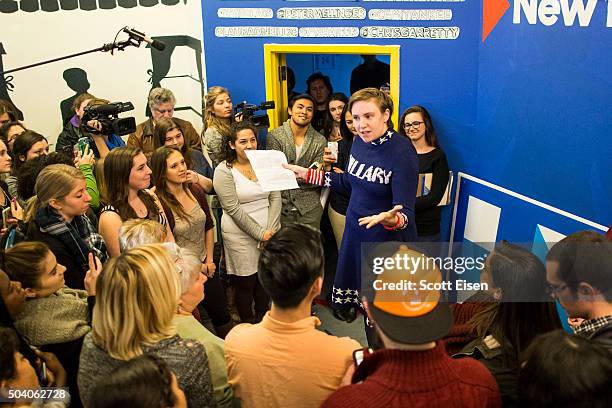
top-left (202, 270), bottom-right (232, 327)
top-left (231, 274), bottom-right (269, 323)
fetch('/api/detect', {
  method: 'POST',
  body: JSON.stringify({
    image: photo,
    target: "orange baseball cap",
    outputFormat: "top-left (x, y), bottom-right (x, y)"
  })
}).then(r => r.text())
top-left (369, 245), bottom-right (452, 344)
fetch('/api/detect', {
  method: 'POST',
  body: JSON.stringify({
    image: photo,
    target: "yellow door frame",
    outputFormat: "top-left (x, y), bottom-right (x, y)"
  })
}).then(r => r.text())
top-left (264, 44), bottom-right (401, 130)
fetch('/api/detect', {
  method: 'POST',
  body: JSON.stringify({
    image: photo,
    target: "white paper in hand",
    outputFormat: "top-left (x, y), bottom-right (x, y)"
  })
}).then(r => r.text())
top-left (245, 150), bottom-right (299, 192)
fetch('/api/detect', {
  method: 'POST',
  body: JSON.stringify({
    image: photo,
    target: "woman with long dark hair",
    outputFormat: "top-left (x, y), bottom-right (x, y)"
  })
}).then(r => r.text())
top-left (399, 105), bottom-right (449, 241)
top-left (153, 117), bottom-right (213, 192)
top-left (0, 120), bottom-right (25, 153)
top-left (151, 146), bottom-right (233, 338)
top-left (214, 121), bottom-right (281, 323)
top-left (6, 131), bottom-right (49, 199)
top-left (451, 242), bottom-right (561, 406)
top-left (98, 147), bottom-right (173, 257)
top-left (0, 139), bottom-right (15, 215)
top-left (322, 93), bottom-right (349, 142)
top-left (327, 104), bottom-right (358, 251)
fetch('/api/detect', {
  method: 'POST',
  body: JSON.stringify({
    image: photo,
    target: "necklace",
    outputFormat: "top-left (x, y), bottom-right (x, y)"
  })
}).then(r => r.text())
top-left (130, 198), bottom-right (148, 218)
top-left (235, 163), bottom-right (257, 181)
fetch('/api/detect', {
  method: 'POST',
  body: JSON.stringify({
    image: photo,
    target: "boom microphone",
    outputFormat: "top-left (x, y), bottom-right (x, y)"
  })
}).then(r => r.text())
top-left (122, 27), bottom-right (166, 51)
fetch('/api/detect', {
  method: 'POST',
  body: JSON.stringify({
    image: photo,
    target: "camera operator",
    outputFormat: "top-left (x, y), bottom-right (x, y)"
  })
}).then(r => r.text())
top-left (56, 93), bottom-right (95, 154)
top-left (128, 88), bottom-right (202, 159)
top-left (81, 98), bottom-right (126, 159)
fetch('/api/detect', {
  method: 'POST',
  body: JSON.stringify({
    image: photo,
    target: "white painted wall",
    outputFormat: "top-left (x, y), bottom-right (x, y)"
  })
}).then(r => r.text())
top-left (1, 4), bottom-right (206, 149)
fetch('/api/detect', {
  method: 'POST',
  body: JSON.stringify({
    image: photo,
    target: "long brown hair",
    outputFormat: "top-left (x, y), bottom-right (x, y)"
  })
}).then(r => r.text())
top-left (469, 242), bottom-right (561, 359)
top-left (103, 147), bottom-right (158, 221)
top-left (11, 131), bottom-right (47, 174)
top-left (399, 105), bottom-right (439, 148)
top-left (95, 157), bottom-right (107, 204)
top-left (150, 147), bottom-right (192, 221)
top-left (203, 86), bottom-right (233, 136)
top-left (1, 241), bottom-right (49, 289)
top-left (152, 118), bottom-right (192, 170)
top-left (322, 93), bottom-right (348, 140)
top-left (0, 100), bottom-right (18, 121)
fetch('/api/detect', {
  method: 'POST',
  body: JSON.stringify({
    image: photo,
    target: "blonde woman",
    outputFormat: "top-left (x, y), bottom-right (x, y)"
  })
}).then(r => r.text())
top-left (202, 86), bottom-right (235, 262)
top-left (77, 244), bottom-right (216, 408)
top-left (25, 164), bottom-right (108, 290)
top-left (202, 86), bottom-right (234, 169)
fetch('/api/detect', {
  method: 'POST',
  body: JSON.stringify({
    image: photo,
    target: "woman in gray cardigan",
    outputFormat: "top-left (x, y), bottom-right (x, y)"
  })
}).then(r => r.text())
top-left (213, 121), bottom-right (281, 324)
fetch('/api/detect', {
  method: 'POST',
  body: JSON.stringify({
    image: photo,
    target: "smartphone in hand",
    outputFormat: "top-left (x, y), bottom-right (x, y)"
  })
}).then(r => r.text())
top-left (2, 206), bottom-right (12, 229)
top-left (352, 347), bottom-right (373, 367)
top-left (327, 141), bottom-right (338, 161)
top-left (73, 137), bottom-right (90, 157)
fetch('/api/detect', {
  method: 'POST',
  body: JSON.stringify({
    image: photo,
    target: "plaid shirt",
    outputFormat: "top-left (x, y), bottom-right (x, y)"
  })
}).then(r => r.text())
top-left (573, 315), bottom-right (612, 337)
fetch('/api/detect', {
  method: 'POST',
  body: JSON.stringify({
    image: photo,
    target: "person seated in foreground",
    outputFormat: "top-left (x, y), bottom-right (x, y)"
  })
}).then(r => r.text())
top-left (322, 244), bottom-right (501, 408)
top-left (546, 231), bottom-right (612, 351)
top-left (518, 330), bottom-right (612, 407)
top-left (224, 224), bottom-right (361, 408)
top-left (88, 354), bottom-right (187, 408)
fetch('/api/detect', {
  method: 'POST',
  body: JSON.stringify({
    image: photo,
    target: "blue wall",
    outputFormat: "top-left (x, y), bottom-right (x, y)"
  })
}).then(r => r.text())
top-left (474, 3), bottom-right (611, 229)
top-left (202, 0), bottom-right (611, 238)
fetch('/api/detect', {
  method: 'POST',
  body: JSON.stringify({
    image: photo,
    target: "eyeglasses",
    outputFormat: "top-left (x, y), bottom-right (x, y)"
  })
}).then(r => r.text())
top-left (403, 121), bottom-right (423, 130)
top-left (546, 283), bottom-right (568, 298)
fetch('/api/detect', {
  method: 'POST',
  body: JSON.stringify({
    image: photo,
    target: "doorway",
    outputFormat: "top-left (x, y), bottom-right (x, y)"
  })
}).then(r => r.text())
top-left (263, 44), bottom-right (400, 130)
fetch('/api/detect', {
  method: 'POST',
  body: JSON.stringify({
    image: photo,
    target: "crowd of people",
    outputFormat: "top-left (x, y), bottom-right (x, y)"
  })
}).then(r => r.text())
top-left (0, 76), bottom-right (610, 408)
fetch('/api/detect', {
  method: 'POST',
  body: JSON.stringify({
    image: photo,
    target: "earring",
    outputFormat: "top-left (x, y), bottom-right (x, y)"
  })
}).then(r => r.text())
top-left (493, 289), bottom-right (502, 301)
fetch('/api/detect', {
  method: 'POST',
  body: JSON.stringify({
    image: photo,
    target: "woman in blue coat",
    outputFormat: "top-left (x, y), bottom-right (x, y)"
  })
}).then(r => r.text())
top-left (286, 88), bottom-right (419, 323)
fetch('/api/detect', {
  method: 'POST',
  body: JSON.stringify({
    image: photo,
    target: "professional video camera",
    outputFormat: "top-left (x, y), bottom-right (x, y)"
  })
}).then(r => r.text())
top-left (234, 100), bottom-right (275, 127)
top-left (81, 102), bottom-right (136, 136)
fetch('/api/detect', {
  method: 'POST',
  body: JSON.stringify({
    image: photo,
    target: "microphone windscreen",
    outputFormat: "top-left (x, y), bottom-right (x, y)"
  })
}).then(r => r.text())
top-left (151, 40), bottom-right (166, 51)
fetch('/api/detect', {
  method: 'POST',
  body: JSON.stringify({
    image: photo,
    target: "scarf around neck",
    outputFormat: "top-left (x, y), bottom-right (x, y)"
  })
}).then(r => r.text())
top-left (35, 206), bottom-right (108, 269)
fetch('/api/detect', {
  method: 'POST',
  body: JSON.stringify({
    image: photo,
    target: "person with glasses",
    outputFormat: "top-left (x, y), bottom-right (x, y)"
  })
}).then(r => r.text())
top-left (128, 88), bottom-right (202, 159)
top-left (399, 105), bottom-right (449, 242)
top-left (545, 231), bottom-right (612, 351)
